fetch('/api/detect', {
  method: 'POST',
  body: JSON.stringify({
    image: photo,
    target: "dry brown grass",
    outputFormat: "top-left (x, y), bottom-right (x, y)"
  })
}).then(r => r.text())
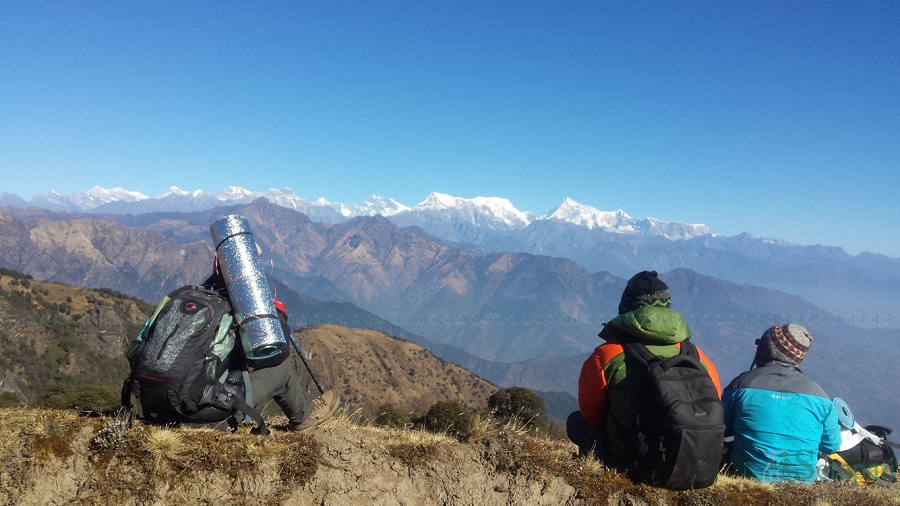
top-left (0, 408), bottom-right (321, 504)
top-left (1, 407), bottom-right (898, 505)
top-left (140, 426), bottom-right (189, 471)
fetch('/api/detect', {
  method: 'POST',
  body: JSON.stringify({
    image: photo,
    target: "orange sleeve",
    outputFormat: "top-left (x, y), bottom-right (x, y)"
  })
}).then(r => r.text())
top-left (695, 346), bottom-right (722, 398)
top-left (577, 348), bottom-right (607, 426)
top-left (578, 343), bottom-right (625, 426)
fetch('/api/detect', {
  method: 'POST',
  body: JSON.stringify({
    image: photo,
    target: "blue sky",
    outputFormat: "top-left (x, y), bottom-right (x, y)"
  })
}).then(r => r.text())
top-left (2, 2), bottom-right (899, 256)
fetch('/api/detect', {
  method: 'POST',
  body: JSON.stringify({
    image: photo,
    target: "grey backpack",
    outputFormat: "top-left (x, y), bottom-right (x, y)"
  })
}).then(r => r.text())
top-left (122, 286), bottom-right (267, 433)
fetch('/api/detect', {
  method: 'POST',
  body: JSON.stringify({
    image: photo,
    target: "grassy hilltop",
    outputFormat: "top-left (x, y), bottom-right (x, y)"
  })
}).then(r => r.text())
top-left (0, 270), bottom-right (898, 504)
top-left (2, 407), bottom-right (899, 505)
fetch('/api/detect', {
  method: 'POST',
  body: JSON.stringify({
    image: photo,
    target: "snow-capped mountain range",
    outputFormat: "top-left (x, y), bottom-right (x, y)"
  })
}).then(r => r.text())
top-left (0, 186), bottom-right (714, 241)
top-left (2, 185), bottom-right (898, 326)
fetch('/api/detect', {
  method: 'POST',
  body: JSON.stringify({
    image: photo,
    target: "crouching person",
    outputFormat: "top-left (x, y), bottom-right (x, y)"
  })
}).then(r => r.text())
top-left (201, 269), bottom-right (340, 432)
top-left (245, 299), bottom-right (340, 431)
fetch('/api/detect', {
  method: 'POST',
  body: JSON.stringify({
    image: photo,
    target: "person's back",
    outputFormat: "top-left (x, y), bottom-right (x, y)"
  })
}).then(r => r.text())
top-left (590, 309), bottom-right (721, 466)
top-left (723, 324), bottom-right (841, 482)
top-left (569, 271), bottom-right (722, 470)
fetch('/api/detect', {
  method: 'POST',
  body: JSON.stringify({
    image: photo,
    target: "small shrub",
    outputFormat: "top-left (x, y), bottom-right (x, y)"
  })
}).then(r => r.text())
top-left (91, 409), bottom-right (134, 451)
top-left (420, 401), bottom-right (474, 440)
top-left (0, 391), bottom-right (21, 408)
top-left (488, 387), bottom-right (547, 430)
top-left (35, 384), bottom-right (120, 414)
top-left (374, 403), bottom-right (413, 429)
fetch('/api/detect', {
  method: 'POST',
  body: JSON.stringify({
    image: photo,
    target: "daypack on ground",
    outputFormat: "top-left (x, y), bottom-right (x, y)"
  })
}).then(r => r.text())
top-left (825, 435), bottom-right (898, 484)
top-left (122, 286), bottom-right (266, 432)
top-left (623, 340), bottom-right (725, 490)
top-left (819, 404), bottom-right (899, 485)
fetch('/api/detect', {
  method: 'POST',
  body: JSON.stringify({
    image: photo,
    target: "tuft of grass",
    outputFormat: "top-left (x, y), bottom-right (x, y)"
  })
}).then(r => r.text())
top-left (500, 413), bottom-right (533, 436)
top-left (27, 409), bottom-right (82, 461)
top-left (467, 412), bottom-right (499, 440)
top-left (319, 405), bottom-right (362, 430)
top-left (576, 452), bottom-right (605, 475)
top-left (387, 427), bottom-right (456, 468)
top-left (140, 427), bottom-right (188, 471)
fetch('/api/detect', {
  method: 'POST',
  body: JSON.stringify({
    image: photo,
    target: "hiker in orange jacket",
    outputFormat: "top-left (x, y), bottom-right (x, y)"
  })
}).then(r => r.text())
top-left (567, 271), bottom-right (722, 468)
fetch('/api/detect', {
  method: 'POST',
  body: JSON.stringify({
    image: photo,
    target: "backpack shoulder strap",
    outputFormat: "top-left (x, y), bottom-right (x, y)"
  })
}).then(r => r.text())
top-left (622, 341), bottom-right (660, 366)
top-left (623, 340), bottom-right (702, 370)
top-left (231, 394), bottom-right (269, 435)
top-left (121, 377), bottom-right (133, 409)
top-left (679, 339), bottom-right (699, 358)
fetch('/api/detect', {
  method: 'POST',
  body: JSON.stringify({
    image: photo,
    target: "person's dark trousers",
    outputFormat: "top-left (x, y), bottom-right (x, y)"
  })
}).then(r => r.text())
top-left (567, 411), bottom-right (605, 457)
top-left (248, 358), bottom-right (313, 424)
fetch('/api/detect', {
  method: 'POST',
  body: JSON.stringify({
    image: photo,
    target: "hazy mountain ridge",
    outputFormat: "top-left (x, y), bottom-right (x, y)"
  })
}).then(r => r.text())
top-left (0, 208), bottom-right (211, 301)
top-left (9, 186), bottom-right (713, 239)
top-left (484, 220), bottom-right (900, 320)
top-left (6, 186), bottom-right (898, 321)
top-left (0, 201), bottom-right (897, 431)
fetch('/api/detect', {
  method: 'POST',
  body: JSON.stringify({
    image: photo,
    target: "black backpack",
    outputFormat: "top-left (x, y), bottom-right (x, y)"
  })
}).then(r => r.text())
top-left (122, 286), bottom-right (267, 434)
top-left (824, 425), bottom-right (898, 484)
top-left (622, 340), bottom-right (724, 490)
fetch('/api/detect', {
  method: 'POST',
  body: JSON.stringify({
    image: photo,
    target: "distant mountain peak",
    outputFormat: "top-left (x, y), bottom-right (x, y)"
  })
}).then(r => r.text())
top-left (357, 195), bottom-right (409, 216)
top-left (161, 186), bottom-right (206, 198)
top-left (544, 198), bottom-right (635, 233)
top-left (411, 192), bottom-right (532, 229)
top-left (218, 186), bottom-right (255, 199)
top-left (31, 185), bottom-right (147, 210)
top-left (85, 185), bottom-right (148, 202)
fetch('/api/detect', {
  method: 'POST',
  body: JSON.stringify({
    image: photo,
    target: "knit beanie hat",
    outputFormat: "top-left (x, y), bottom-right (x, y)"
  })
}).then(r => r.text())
top-left (618, 270), bottom-right (671, 314)
top-left (754, 323), bottom-right (813, 366)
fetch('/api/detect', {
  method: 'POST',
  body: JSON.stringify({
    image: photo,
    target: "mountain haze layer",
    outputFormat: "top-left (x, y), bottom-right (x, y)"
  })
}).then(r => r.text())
top-left (0, 201), bottom-right (897, 431)
top-left (5, 186), bottom-right (897, 321)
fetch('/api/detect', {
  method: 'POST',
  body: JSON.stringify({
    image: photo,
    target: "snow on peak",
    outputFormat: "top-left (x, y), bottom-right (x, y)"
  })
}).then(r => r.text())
top-left (644, 216), bottom-right (715, 240)
top-left (85, 186), bottom-right (148, 203)
top-left (217, 186), bottom-right (255, 200)
top-left (160, 186), bottom-right (206, 198)
top-left (412, 192), bottom-right (532, 229)
top-left (355, 196), bottom-right (409, 216)
top-left (417, 192), bottom-right (459, 209)
top-left (544, 198), bottom-right (635, 233)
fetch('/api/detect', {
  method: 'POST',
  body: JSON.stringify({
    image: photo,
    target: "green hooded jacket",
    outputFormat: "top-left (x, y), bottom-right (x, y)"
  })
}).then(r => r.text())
top-left (597, 305), bottom-right (693, 466)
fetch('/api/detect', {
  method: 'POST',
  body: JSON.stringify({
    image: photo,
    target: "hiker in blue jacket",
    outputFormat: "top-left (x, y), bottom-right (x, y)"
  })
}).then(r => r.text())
top-left (723, 324), bottom-right (841, 482)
